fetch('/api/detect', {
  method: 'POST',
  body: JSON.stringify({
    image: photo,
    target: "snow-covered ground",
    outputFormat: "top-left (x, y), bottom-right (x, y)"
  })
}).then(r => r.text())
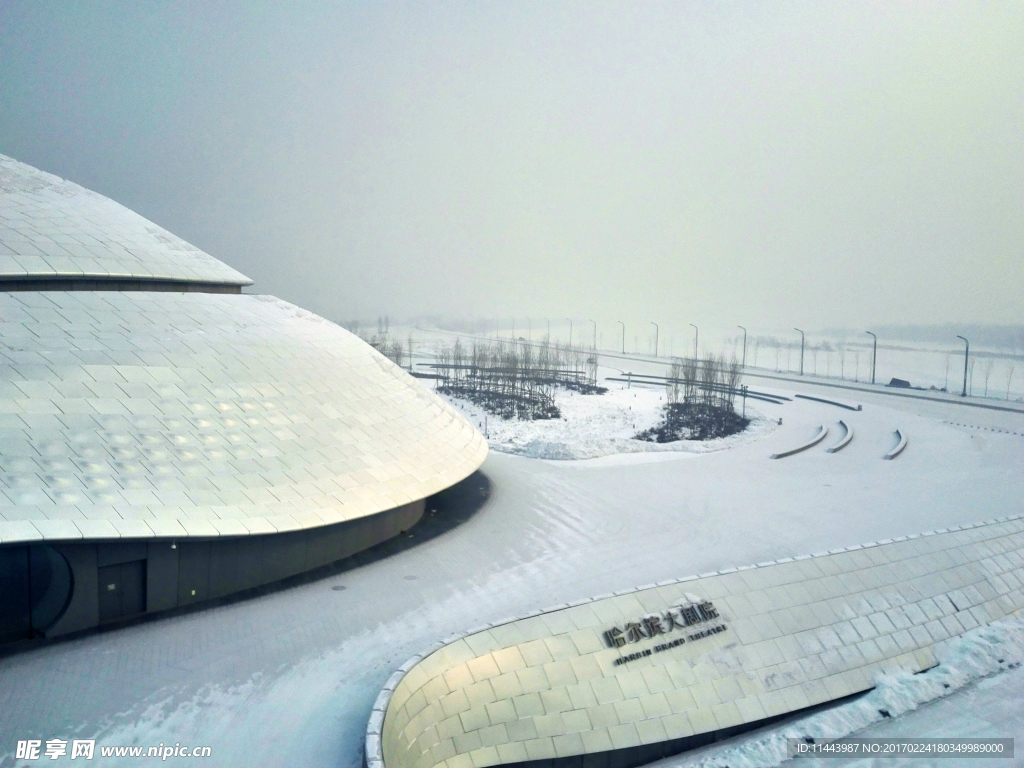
top-left (439, 367), bottom-right (777, 460)
top-left (651, 614), bottom-right (1024, 768)
top-left (1, 373), bottom-right (1022, 767)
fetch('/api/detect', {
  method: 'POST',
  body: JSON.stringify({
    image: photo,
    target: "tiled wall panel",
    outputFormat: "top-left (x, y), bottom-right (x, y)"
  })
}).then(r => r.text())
top-left (0, 154), bottom-right (251, 286)
top-left (0, 291), bottom-right (488, 542)
top-left (372, 516), bottom-right (1024, 768)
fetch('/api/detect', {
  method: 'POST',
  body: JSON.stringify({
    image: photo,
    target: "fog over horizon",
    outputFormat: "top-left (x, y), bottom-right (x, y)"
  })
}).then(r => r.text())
top-left (1, 2), bottom-right (1022, 345)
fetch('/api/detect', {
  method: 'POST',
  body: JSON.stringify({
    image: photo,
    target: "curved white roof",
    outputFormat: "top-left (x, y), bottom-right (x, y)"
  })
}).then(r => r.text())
top-left (0, 291), bottom-right (487, 543)
top-left (0, 154), bottom-right (252, 286)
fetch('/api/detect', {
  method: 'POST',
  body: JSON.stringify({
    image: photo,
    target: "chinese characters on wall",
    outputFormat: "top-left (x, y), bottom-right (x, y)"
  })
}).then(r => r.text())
top-left (604, 600), bottom-right (726, 666)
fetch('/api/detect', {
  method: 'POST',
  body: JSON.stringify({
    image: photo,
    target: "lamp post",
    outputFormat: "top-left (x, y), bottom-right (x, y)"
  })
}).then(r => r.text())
top-left (794, 328), bottom-right (805, 375)
top-left (590, 319), bottom-right (597, 350)
top-left (566, 318), bottom-right (572, 348)
top-left (511, 318), bottom-right (515, 340)
top-left (957, 335), bottom-right (969, 397)
top-left (865, 331), bottom-right (877, 385)
top-left (689, 324), bottom-right (698, 359)
top-left (737, 326), bottom-right (747, 368)
top-left (650, 322), bottom-right (659, 357)
top-left (617, 321), bottom-right (625, 354)
top-left (546, 318), bottom-right (550, 338)
top-left (526, 317), bottom-right (531, 341)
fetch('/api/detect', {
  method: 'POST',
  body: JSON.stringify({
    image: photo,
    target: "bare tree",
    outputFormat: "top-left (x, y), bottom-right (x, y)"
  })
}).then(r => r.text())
top-left (389, 339), bottom-right (405, 368)
top-left (820, 341), bottom-right (833, 377)
top-left (682, 356), bottom-right (699, 404)
top-left (981, 357), bottom-right (995, 397)
top-left (723, 358), bottom-right (741, 410)
top-left (667, 358), bottom-right (683, 405)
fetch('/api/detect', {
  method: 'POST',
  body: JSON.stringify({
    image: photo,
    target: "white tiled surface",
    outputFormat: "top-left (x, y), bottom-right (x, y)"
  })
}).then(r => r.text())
top-left (0, 290), bottom-right (488, 542)
top-left (373, 516), bottom-right (1024, 768)
top-left (0, 154), bottom-right (251, 286)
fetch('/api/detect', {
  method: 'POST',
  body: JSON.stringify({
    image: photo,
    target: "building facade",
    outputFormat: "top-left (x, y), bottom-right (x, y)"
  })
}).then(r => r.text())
top-left (0, 154), bottom-right (487, 646)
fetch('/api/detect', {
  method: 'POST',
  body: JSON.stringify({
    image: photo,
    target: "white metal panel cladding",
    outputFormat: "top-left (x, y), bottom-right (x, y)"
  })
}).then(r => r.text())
top-left (371, 516), bottom-right (1024, 768)
top-left (0, 154), bottom-right (251, 286)
top-left (0, 291), bottom-right (487, 543)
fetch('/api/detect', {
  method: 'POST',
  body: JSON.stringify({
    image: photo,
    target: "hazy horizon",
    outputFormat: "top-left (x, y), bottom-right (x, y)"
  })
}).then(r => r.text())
top-left (2, 2), bottom-right (1022, 335)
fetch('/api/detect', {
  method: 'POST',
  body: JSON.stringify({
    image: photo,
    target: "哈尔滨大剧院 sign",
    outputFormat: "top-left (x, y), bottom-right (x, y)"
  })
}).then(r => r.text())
top-left (604, 600), bottom-right (721, 648)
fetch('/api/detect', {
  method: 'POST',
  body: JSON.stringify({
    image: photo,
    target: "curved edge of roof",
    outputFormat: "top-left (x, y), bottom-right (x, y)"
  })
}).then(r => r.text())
top-left (0, 438), bottom-right (489, 548)
top-left (0, 426), bottom-right (489, 546)
top-left (0, 154), bottom-right (253, 286)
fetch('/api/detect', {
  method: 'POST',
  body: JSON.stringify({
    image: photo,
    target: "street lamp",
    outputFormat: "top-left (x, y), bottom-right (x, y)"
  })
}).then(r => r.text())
top-left (617, 321), bottom-right (625, 354)
top-left (737, 326), bottom-right (747, 368)
top-left (526, 317), bottom-right (531, 340)
top-left (957, 335), bottom-right (969, 397)
top-left (865, 331), bottom-right (877, 385)
top-left (794, 328), bottom-right (805, 375)
top-left (546, 318), bottom-right (550, 338)
top-left (566, 318), bottom-right (573, 348)
top-left (689, 324), bottom-right (698, 359)
top-left (590, 319), bottom-right (597, 350)
top-left (650, 322), bottom-right (659, 357)
top-left (511, 318), bottom-right (515, 340)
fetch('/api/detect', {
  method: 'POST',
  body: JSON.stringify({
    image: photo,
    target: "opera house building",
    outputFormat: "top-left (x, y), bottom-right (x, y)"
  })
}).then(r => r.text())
top-left (0, 154), bottom-right (487, 646)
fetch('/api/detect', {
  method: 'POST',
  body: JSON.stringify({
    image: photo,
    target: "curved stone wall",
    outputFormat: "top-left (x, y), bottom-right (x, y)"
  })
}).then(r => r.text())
top-left (370, 515), bottom-right (1024, 768)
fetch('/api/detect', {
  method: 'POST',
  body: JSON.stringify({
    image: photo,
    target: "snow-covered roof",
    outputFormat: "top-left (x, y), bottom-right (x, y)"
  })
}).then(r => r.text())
top-left (0, 154), bottom-right (252, 286)
top-left (0, 291), bottom-right (487, 543)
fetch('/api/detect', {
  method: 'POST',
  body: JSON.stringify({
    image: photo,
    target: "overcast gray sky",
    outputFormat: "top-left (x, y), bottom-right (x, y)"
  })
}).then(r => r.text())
top-left (1, 1), bottom-right (1021, 344)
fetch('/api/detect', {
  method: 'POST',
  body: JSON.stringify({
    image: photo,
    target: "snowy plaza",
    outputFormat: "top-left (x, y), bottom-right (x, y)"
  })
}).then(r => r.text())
top-left (3, 341), bottom-right (1024, 765)
top-left (3, 4), bottom-right (1024, 765)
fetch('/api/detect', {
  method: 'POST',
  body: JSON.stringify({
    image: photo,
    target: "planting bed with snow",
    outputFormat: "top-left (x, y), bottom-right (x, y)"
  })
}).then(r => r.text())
top-left (439, 369), bottom-right (775, 460)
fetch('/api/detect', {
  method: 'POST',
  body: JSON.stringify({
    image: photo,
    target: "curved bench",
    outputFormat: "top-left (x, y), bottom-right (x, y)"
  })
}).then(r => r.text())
top-left (826, 420), bottom-right (854, 453)
top-left (770, 424), bottom-right (828, 459)
top-left (884, 429), bottom-right (908, 460)
top-left (794, 394), bottom-right (862, 411)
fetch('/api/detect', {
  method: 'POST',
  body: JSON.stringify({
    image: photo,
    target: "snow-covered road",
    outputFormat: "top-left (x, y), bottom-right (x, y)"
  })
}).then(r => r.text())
top-left (1, 380), bottom-right (1022, 767)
